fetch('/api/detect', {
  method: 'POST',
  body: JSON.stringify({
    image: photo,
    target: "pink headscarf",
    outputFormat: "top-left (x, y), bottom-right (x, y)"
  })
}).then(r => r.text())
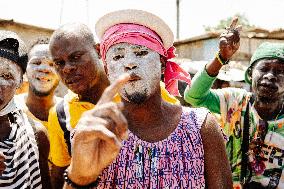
top-left (100, 23), bottom-right (191, 96)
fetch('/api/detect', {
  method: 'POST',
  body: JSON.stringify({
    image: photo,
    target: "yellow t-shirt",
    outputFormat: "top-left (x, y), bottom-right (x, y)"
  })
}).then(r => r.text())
top-left (15, 93), bottom-right (62, 129)
top-left (48, 83), bottom-right (179, 167)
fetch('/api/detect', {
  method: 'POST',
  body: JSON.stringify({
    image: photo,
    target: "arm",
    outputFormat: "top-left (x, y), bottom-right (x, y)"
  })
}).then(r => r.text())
top-left (63, 75), bottom-right (130, 189)
top-left (33, 122), bottom-right (52, 189)
top-left (201, 113), bottom-right (233, 189)
top-left (0, 152), bottom-right (5, 175)
top-left (50, 164), bottom-right (68, 189)
top-left (184, 68), bottom-right (221, 113)
top-left (48, 107), bottom-right (71, 188)
top-left (184, 18), bottom-right (241, 113)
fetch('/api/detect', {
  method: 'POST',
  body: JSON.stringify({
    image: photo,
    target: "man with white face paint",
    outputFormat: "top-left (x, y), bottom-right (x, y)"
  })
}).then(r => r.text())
top-left (0, 30), bottom-right (51, 188)
top-left (106, 43), bottom-right (162, 104)
top-left (62, 10), bottom-right (232, 189)
top-left (16, 40), bottom-right (61, 129)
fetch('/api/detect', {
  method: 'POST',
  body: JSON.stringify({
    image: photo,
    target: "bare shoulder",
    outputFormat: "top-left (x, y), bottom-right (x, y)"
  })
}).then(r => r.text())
top-left (165, 102), bottom-right (182, 115)
top-left (200, 113), bottom-right (233, 188)
top-left (200, 113), bottom-right (223, 139)
top-left (33, 122), bottom-right (49, 141)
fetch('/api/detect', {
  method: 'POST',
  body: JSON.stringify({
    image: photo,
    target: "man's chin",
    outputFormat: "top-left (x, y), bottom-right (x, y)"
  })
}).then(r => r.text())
top-left (124, 91), bottom-right (148, 105)
top-left (257, 94), bottom-right (279, 103)
top-left (32, 87), bottom-right (53, 97)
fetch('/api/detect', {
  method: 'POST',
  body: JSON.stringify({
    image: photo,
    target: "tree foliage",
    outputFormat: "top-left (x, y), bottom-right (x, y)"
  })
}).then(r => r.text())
top-left (204, 13), bottom-right (255, 32)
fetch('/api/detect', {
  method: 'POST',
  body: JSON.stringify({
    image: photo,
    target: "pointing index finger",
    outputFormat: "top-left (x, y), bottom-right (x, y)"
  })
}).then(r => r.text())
top-left (229, 17), bottom-right (238, 29)
top-left (98, 74), bottom-right (130, 105)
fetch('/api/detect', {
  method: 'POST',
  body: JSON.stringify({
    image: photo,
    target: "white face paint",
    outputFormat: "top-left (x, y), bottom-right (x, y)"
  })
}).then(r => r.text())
top-left (106, 43), bottom-right (161, 104)
top-left (0, 57), bottom-right (22, 110)
top-left (27, 44), bottom-right (59, 96)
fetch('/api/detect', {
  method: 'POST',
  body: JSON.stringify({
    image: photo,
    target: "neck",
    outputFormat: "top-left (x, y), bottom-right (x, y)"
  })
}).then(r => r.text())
top-left (79, 73), bottom-right (110, 104)
top-left (122, 89), bottom-right (164, 131)
top-left (254, 96), bottom-right (284, 120)
top-left (122, 88), bottom-right (182, 142)
top-left (26, 87), bottom-right (56, 121)
top-left (0, 114), bottom-right (12, 141)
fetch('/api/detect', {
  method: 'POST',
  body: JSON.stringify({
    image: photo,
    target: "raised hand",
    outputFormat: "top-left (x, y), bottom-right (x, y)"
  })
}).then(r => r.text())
top-left (219, 17), bottom-right (242, 60)
top-left (67, 74), bottom-right (130, 186)
top-left (0, 151), bottom-right (5, 175)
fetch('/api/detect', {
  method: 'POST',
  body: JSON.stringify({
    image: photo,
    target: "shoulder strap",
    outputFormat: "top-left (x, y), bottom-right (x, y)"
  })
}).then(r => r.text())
top-left (240, 95), bottom-right (254, 184)
top-left (56, 100), bottom-right (72, 156)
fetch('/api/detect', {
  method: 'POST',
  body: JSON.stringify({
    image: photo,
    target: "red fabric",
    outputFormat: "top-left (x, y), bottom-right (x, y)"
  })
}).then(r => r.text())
top-left (100, 23), bottom-right (191, 96)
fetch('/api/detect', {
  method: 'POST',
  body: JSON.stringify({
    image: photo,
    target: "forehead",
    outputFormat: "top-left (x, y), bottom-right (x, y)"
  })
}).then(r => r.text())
top-left (51, 34), bottom-right (91, 54)
top-left (0, 57), bottom-right (22, 74)
top-left (254, 58), bottom-right (284, 68)
top-left (29, 44), bottom-right (50, 58)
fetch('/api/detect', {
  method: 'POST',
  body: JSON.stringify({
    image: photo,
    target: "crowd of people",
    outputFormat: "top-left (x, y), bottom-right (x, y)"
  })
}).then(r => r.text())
top-left (0, 9), bottom-right (283, 189)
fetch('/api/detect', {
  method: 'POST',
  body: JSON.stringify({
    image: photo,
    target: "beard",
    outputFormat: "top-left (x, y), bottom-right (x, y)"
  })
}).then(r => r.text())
top-left (124, 89), bottom-right (148, 104)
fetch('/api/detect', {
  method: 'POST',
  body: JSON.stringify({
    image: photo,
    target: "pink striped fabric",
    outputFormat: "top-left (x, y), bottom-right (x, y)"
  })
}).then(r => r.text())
top-left (97, 107), bottom-right (208, 188)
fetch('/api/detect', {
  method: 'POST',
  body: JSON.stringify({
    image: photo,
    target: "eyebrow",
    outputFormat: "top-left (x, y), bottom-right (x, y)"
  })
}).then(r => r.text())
top-left (113, 47), bottom-right (125, 52)
top-left (131, 45), bottom-right (147, 50)
top-left (69, 51), bottom-right (86, 57)
top-left (29, 57), bottom-right (42, 62)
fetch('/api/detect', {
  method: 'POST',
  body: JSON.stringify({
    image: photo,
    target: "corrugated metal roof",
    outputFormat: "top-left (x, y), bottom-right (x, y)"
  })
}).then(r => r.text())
top-left (173, 58), bottom-right (248, 81)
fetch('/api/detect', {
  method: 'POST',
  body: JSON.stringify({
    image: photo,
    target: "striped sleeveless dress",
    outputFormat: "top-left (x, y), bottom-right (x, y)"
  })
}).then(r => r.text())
top-left (0, 110), bottom-right (42, 189)
top-left (98, 107), bottom-right (208, 189)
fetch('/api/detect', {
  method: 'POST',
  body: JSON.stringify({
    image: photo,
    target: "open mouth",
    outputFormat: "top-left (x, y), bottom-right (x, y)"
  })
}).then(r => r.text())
top-left (258, 82), bottom-right (278, 93)
top-left (36, 77), bottom-right (51, 82)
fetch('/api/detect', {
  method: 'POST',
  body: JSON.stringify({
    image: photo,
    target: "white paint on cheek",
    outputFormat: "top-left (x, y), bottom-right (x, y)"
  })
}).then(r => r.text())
top-left (0, 60), bottom-right (21, 85)
top-left (0, 61), bottom-right (20, 107)
top-left (251, 71), bottom-right (261, 91)
top-left (121, 54), bottom-right (161, 98)
top-left (106, 43), bottom-right (161, 102)
top-left (27, 61), bottom-right (59, 93)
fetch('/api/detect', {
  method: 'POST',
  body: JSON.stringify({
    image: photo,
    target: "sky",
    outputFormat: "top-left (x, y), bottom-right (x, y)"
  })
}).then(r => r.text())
top-left (0, 0), bottom-right (283, 40)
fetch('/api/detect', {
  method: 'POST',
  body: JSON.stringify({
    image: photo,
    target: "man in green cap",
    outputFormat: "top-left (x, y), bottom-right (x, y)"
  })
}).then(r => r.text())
top-left (184, 26), bottom-right (284, 188)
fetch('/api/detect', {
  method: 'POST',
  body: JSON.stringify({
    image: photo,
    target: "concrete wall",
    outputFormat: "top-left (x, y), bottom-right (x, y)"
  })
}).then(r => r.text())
top-left (0, 21), bottom-right (53, 50)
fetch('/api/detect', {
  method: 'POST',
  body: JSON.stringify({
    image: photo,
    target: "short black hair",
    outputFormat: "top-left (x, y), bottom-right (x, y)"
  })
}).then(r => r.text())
top-left (50, 23), bottom-right (95, 47)
top-left (30, 37), bottom-right (49, 51)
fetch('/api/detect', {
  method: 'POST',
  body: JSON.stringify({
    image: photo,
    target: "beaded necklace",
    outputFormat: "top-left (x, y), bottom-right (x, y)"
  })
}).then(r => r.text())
top-left (248, 102), bottom-right (284, 175)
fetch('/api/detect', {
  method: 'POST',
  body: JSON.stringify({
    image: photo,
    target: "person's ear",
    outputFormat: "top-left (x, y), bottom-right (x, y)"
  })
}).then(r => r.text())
top-left (247, 66), bottom-right (253, 82)
top-left (16, 75), bottom-right (23, 89)
top-left (93, 43), bottom-right (101, 59)
top-left (160, 55), bottom-right (167, 74)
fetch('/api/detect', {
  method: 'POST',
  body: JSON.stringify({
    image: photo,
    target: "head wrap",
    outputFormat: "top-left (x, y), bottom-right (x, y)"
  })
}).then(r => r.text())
top-left (245, 42), bottom-right (284, 84)
top-left (0, 30), bottom-right (28, 74)
top-left (100, 23), bottom-right (191, 96)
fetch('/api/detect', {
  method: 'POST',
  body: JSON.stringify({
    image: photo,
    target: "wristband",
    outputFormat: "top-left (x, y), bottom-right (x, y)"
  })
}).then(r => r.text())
top-left (64, 169), bottom-right (100, 189)
top-left (216, 52), bottom-right (230, 65)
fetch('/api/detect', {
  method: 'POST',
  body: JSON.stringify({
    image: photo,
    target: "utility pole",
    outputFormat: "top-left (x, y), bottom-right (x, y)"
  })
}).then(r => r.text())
top-left (85, 0), bottom-right (90, 25)
top-left (176, 0), bottom-right (180, 40)
top-left (59, 0), bottom-right (64, 25)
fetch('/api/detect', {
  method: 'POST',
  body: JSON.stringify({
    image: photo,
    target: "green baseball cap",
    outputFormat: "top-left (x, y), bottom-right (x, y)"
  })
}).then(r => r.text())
top-left (245, 42), bottom-right (284, 84)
